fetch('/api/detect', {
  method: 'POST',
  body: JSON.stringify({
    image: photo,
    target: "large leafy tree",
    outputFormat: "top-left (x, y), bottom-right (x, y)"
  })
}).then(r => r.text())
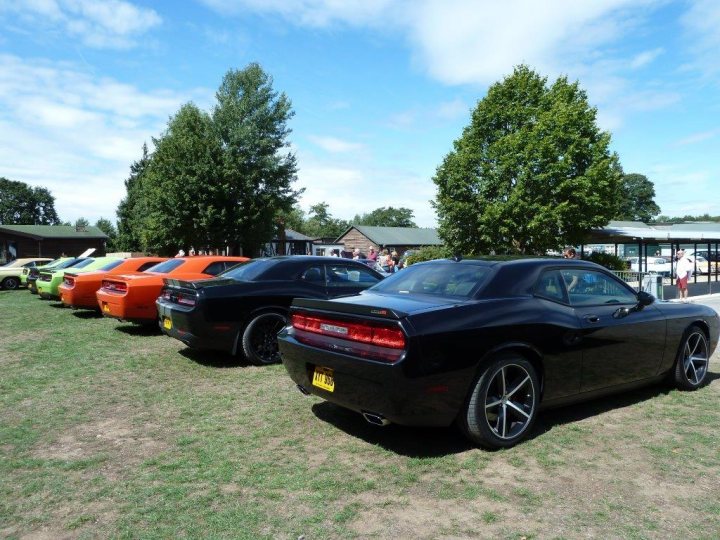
top-left (116, 143), bottom-right (151, 252)
top-left (95, 218), bottom-right (118, 252)
top-left (141, 103), bottom-right (223, 255)
top-left (213, 63), bottom-right (300, 255)
top-left (303, 202), bottom-right (349, 239)
top-left (0, 177), bottom-right (60, 225)
top-left (353, 206), bottom-right (417, 227)
top-left (615, 173), bottom-right (661, 222)
top-left (433, 65), bottom-right (622, 255)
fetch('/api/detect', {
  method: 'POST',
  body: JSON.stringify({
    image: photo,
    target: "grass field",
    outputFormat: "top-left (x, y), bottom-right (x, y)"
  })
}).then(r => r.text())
top-left (1, 290), bottom-right (719, 539)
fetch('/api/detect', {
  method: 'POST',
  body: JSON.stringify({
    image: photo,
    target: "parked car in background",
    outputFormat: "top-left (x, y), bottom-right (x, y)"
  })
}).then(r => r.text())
top-left (157, 256), bottom-right (385, 365)
top-left (626, 257), bottom-right (672, 276)
top-left (59, 257), bottom-right (168, 310)
top-left (278, 257), bottom-right (718, 449)
top-left (26, 258), bottom-right (87, 294)
top-left (36, 257), bottom-right (123, 300)
top-left (0, 258), bottom-right (52, 290)
top-left (96, 256), bottom-right (249, 325)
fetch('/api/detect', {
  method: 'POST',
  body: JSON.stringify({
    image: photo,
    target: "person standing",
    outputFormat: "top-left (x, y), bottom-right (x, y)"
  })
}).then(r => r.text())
top-left (368, 247), bottom-right (378, 262)
top-left (675, 249), bottom-right (694, 302)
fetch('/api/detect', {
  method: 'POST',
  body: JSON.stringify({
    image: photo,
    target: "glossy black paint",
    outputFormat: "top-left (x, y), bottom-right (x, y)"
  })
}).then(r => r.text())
top-left (156, 256), bottom-right (385, 355)
top-left (278, 258), bottom-right (720, 427)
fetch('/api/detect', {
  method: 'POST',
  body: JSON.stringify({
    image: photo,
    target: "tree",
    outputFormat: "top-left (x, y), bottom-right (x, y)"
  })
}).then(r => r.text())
top-left (140, 103), bottom-right (224, 255)
top-left (433, 65), bottom-right (623, 255)
top-left (95, 218), bottom-right (118, 252)
top-left (353, 207), bottom-right (417, 227)
top-left (0, 178), bottom-right (60, 225)
top-left (116, 143), bottom-right (151, 252)
top-left (303, 202), bottom-right (349, 239)
top-left (213, 63), bottom-right (301, 255)
top-left (74, 217), bottom-right (90, 229)
top-left (615, 173), bottom-right (661, 222)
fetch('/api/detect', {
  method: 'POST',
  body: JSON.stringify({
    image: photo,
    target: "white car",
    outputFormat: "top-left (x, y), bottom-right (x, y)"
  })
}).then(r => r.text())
top-left (626, 257), bottom-right (671, 276)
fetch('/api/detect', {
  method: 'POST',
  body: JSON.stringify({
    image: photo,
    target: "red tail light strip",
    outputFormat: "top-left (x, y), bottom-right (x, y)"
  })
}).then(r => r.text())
top-left (102, 280), bottom-right (128, 293)
top-left (160, 289), bottom-right (197, 307)
top-left (63, 277), bottom-right (75, 288)
top-left (291, 313), bottom-right (406, 357)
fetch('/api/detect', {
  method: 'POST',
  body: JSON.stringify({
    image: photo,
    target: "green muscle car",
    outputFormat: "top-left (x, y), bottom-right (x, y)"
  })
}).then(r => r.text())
top-left (36, 257), bottom-right (123, 300)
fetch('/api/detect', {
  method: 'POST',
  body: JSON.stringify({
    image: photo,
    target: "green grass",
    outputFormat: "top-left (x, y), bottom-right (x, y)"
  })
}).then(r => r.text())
top-left (1, 290), bottom-right (720, 538)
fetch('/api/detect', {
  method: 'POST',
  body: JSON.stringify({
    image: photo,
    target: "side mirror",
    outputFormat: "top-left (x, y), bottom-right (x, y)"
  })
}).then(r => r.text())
top-left (637, 291), bottom-right (655, 307)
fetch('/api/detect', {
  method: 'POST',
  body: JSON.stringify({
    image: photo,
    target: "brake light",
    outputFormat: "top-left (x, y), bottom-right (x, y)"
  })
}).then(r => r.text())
top-left (291, 313), bottom-right (406, 362)
top-left (102, 280), bottom-right (127, 293)
top-left (160, 288), bottom-right (197, 307)
top-left (63, 276), bottom-right (75, 288)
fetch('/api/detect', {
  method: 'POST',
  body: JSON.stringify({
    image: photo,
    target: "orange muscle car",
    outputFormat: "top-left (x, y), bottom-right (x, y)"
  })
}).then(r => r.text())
top-left (96, 256), bottom-right (249, 324)
top-left (59, 257), bottom-right (168, 310)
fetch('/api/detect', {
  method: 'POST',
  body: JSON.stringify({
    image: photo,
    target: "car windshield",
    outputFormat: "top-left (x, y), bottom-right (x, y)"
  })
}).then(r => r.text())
top-left (145, 259), bottom-right (185, 273)
top-left (99, 260), bottom-right (124, 271)
top-left (221, 259), bottom-right (272, 281)
top-left (55, 258), bottom-right (82, 269)
top-left (369, 262), bottom-right (490, 298)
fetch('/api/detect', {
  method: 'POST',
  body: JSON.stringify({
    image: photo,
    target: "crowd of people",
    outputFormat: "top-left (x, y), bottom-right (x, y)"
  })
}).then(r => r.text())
top-left (328, 246), bottom-right (404, 273)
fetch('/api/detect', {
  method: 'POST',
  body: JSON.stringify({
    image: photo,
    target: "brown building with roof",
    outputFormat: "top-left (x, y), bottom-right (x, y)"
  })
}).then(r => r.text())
top-left (335, 225), bottom-right (442, 257)
top-left (0, 225), bottom-right (109, 262)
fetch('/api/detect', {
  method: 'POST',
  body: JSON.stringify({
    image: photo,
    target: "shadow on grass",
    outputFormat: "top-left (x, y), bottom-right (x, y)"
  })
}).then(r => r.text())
top-left (178, 348), bottom-right (249, 368)
top-left (115, 324), bottom-right (162, 337)
top-left (47, 301), bottom-right (67, 308)
top-left (311, 402), bottom-right (473, 457)
top-left (71, 309), bottom-right (103, 319)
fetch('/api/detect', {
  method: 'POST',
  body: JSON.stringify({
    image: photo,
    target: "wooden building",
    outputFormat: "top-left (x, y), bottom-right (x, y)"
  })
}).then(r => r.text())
top-left (335, 225), bottom-right (442, 257)
top-left (0, 225), bottom-right (109, 262)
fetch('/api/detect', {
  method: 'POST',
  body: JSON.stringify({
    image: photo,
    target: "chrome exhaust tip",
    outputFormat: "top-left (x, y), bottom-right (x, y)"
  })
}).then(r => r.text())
top-left (361, 411), bottom-right (391, 426)
top-left (296, 384), bottom-right (310, 396)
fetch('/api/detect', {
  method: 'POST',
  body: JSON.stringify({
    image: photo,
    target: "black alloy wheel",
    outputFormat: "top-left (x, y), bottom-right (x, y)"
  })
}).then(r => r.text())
top-left (674, 326), bottom-right (710, 390)
top-left (460, 354), bottom-right (539, 449)
top-left (2, 277), bottom-right (20, 290)
top-left (241, 312), bottom-right (287, 365)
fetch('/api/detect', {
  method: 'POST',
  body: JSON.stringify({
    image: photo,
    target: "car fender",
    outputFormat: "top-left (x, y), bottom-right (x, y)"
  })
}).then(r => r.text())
top-left (231, 304), bottom-right (290, 356)
top-left (471, 340), bottom-right (546, 395)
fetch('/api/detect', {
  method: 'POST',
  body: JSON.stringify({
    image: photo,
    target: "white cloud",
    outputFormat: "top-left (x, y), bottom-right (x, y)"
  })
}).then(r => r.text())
top-left (681, 0), bottom-right (720, 76)
top-left (435, 98), bottom-right (468, 120)
top-left (673, 129), bottom-right (720, 146)
top-left (308, 135), bottom-right (364, 153)
top-left (629, 48), bottom-right (664, 69)
top-left (0, 54), bottom-right (208, 222)
top-left (0, 0), bottom-right (161, 48)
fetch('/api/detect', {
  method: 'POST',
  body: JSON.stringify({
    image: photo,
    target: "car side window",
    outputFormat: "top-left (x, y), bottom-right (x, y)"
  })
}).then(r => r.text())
top-left (300, 265), bottom-right (325, 283)
top-left (202, 262), bottom-right (228, 276)
top-left (560, 269), bottom-right (637, 306)
top-left (137, 261), bottom-right (160, 272)
top-left (326, 264), bottom-right (381, 289)
top-left (534, 270), bottom-right (567, 303)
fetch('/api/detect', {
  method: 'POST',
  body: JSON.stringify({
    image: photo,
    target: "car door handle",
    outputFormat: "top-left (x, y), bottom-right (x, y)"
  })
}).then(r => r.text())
top-left (584, 315), bottom-right (600, 323)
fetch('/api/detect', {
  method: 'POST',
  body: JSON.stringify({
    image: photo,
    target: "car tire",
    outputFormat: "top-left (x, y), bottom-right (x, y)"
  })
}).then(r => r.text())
top-left (673, 325), bottom-right (710, 390)
top-left (2, 277), bottom-right (20, 290)
top-left (459, 353), bottom-right (540, 449)
top-left (241, 311), bottom-right (287, 366)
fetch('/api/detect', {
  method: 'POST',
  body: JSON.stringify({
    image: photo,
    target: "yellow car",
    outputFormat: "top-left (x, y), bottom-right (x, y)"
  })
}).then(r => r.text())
top-left (0, 258), bottom-right (53, 290)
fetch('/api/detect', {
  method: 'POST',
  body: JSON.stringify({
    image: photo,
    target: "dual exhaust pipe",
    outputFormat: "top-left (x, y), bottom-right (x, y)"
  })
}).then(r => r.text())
top-left (295, 385), bottom-right (391, 426)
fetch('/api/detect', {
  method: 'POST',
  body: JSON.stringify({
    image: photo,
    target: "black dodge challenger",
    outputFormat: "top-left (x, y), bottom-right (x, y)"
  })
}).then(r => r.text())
top-left (156, 256), bottom-right (385, 365)
top-left (278, 257), bottom-right (719, 449)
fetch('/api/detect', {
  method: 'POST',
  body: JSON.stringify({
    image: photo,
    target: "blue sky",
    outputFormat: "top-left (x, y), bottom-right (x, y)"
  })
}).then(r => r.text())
top-left (0, 0), bottom-right (718, 227)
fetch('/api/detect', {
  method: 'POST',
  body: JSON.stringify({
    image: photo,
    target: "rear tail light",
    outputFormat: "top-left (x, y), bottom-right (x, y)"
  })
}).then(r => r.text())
top-left (39, 273), bottom-right (52, 282)
top-left (160, 288), bottom-right (197, 307)
top-left (291, 313), bottom-right (406, 363)
top-left (63, 276), bottom-right (75, 288)
top-left (102, 280), bottom-right (127, 293)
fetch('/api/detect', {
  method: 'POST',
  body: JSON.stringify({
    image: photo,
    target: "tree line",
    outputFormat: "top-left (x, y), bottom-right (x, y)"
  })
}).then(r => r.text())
top-left (2, 63), bottom-right (708, 257)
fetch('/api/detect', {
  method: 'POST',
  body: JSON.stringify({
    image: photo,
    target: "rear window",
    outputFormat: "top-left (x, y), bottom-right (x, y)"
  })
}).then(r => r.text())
top-left (70, 259), bottom-right (94, 269)
top-left (221, 259), bottom-right (274, 281)
top-left (56, 258), bottom-right (81, 269)
top-left (99, 260), bottom-right (123, 271)
top-left (145, 259), bottom-right (185, 273)
top-left (370, 263), bottom-right (489, 298)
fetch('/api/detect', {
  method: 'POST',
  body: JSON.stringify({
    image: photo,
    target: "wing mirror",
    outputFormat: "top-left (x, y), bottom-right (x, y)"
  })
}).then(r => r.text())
top-left (614, 292), bottom-right (655, 319)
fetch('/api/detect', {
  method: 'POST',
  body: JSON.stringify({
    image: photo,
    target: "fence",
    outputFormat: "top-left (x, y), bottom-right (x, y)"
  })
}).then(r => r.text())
top-left (612, 270), bottom-right (665, 300)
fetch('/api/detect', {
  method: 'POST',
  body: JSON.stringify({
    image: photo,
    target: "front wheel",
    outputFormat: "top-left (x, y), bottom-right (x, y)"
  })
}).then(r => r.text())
top-left (459, 354), bottom-right (540, 449)
top-left (2, 277), bottom-right (20, 290)
top-left (673, 326), bottom-right (710, 390)
top-left (241, 312), bottom-right (287, 365)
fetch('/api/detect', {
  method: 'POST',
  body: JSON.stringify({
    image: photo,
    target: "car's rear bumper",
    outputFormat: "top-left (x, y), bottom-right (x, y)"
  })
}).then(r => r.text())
top-left (97, 291), bottom-right (157, 323)
top-left (156, 300), bottom-right (237, 353)
top-left (59, 286), bottom-right (99, 310)
top-left (277, 329), bottom-right (462, 427)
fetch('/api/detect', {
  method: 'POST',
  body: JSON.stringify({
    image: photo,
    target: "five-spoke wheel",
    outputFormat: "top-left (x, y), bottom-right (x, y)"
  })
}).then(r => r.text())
top-left (674, 326), bottom-right (709, 390)
top-left (460, 354), bottom-right (539, 449)
top-left (241, 312), bottom-right (287, 365)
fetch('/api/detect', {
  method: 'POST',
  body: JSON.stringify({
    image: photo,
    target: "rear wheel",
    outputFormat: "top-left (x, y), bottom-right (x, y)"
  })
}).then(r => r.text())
top-left (241, 312), bottom-right (287, 365)
top-left (459, 354), bottom-right (539, 449)
top-left (2, 277), bottom-right (20, 290)
top-left (673, 326), bottom-right (710, 390)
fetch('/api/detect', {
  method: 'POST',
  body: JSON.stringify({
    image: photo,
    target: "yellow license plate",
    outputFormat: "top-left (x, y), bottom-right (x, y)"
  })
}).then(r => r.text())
top-left (163, 317), bottom-right (172, 330)
top-left (312, 366), bottom-right (335, 392)
top-left (103, 303), bottom-right (110, 313)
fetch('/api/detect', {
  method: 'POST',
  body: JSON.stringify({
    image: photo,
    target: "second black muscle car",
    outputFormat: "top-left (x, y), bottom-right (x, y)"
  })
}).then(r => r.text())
top-left (156, 256), bottom-right (385, 365)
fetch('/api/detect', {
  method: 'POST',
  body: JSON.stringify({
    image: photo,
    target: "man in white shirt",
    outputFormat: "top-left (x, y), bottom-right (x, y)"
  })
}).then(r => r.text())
top-left (675, 249), bottom-right (694, 302)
